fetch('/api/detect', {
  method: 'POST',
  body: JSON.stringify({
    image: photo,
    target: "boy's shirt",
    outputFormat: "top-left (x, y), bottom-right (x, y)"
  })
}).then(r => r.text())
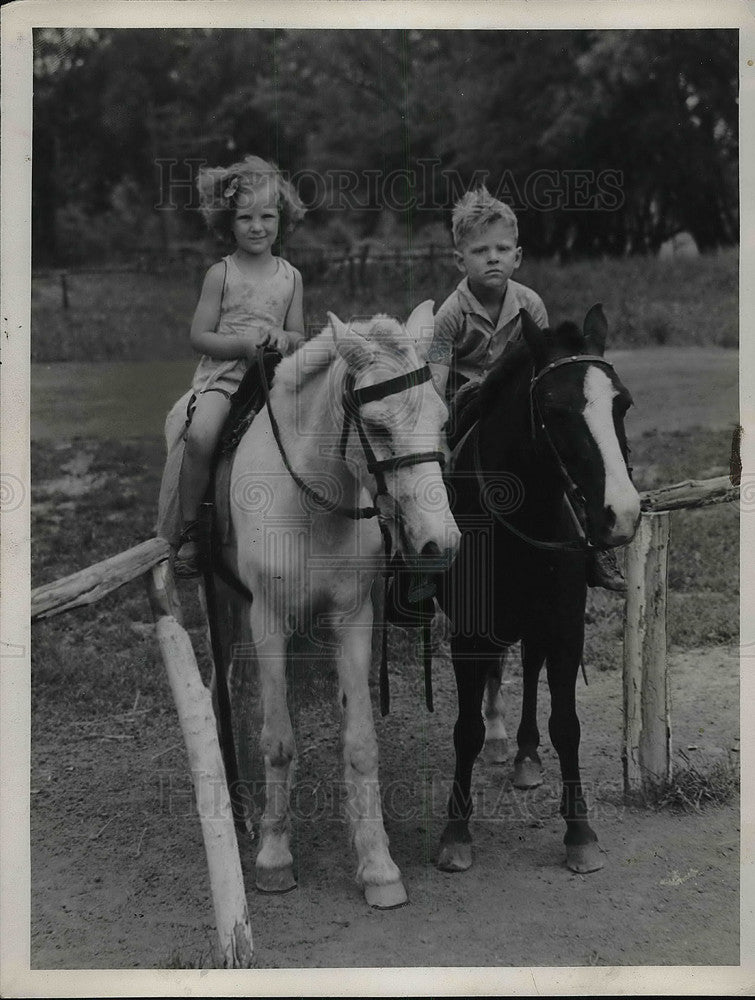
top-left (428, 276), bottom-right (548, 395)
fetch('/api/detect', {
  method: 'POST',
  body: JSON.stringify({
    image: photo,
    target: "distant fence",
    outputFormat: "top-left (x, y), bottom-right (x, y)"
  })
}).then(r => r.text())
top-left (32, 244), bottom-right (457, 308)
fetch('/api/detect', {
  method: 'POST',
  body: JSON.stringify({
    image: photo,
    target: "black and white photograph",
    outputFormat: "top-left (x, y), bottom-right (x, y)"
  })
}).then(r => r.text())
top-left (1, 0), bottom-right (752, 994)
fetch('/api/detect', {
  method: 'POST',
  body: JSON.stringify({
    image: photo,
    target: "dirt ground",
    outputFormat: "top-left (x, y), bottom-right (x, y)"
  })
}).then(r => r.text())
top-left (30, 630), bottom-right (739, 970)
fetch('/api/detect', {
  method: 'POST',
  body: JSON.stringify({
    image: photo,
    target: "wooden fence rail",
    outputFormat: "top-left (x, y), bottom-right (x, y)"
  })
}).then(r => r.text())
top-left (31, 477), bottom-right (734, 624)
top-left (31, 537), bottom-right (170, 620)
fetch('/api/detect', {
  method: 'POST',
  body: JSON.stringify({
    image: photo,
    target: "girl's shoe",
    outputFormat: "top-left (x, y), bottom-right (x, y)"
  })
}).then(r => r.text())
top-left (174, 520), bottom-right (202, 578)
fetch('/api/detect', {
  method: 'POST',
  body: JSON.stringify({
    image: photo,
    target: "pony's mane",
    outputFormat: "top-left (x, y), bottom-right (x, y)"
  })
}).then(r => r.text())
top-left (272, 327), bottom-right (336, 396)
top-left (272, 313), bottom-right (414, 397)
top-left (449, 321), bottom-right (589, 443)
top-left (477, 321), bottom-right (587, 412)
top-left (476, 339), bottom-right (532, 416)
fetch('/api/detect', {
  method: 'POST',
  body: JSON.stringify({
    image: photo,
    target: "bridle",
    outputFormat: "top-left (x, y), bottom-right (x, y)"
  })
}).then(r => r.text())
top-left (256, 348), bottom-right (446, 553)
top-left (257, 346), bottom-right (447, 717)
top-left (472, 353), bottom-right (624, 553)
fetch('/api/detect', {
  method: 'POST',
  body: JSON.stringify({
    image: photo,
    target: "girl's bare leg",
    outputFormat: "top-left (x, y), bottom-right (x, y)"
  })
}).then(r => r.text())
top-left (176, 391), bottom-right (231, 570)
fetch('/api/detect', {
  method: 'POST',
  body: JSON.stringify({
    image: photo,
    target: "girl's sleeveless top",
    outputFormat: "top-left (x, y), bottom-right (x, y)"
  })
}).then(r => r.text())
top-left (191, 254), bottom-right (297, 394)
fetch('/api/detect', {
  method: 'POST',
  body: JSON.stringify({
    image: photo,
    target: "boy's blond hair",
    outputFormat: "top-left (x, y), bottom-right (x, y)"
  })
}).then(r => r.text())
top-left (451, 185), bottom-right (518, 249)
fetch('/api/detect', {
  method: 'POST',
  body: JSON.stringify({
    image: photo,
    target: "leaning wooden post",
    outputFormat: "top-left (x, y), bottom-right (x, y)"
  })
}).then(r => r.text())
top-left (146, 559), bottom-right (253, 969)
top-left (622, 512), bottom-right (672, 798)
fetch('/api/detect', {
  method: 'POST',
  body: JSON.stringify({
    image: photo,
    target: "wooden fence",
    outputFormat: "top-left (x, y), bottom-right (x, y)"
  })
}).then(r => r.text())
top-left (622, 474), bottom-right (739, 796)
top-left (29, 474), bottom-right (738, 961)
top-left (32, 244), bottom-right (457, 308)
top-left (32, 539), bottom-right (255, 969)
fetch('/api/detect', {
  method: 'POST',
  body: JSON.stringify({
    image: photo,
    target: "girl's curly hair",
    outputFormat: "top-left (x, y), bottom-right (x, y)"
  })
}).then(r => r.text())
top-left (196, 155), bottom-right (306, 240)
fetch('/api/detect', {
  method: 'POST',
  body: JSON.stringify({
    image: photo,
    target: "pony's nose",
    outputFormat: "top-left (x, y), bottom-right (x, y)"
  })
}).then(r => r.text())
top-left (419, 538), bottom-right (460, 572)
top-left (602, 502), bottom-right (640, 545)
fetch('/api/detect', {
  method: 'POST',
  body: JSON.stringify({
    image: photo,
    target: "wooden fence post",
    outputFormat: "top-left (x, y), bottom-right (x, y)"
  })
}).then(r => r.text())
top-left (146, 559), bottom-right (254, 969)
top-left (622, 512), bottom-right (672, 797)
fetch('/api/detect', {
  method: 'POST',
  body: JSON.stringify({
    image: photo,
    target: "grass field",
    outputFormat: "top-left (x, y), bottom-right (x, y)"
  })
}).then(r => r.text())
top-left (31, 248), bottom-right (739, 362)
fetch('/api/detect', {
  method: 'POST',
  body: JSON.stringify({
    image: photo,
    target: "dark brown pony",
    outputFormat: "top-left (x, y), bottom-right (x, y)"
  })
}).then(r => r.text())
top-left (436, 306), bottom-right (640, 874)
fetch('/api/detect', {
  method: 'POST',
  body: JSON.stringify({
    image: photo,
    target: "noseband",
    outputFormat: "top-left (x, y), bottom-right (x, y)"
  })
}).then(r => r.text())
top-left (474, 354), bottom-right (621, 553)
top-left (258, 349), bottom-right (445, 545)
top-left (530, 354), bottom-right (619, 548)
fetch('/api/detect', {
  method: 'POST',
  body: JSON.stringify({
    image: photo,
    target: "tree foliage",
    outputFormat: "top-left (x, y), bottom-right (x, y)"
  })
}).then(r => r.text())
top-left (32, 27), bottom-right (738, 264)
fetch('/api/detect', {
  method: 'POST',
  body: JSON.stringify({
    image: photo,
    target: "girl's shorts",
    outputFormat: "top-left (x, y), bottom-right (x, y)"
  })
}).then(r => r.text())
top-left (191, 358), bottom-right (248, 400)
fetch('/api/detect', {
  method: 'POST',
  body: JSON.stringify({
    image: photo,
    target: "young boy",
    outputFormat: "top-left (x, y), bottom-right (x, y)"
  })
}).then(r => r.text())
top-left (427, 186), bottom-right (624, 591)
top-left (428, 186), bottom-right (546, 402)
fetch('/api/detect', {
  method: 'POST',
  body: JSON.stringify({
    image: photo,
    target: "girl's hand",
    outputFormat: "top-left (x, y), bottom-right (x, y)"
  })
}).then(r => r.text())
top-left (242, 335), bottom-right (266, 362)
top-left (265, 326), bottom-right (290, 354)
top-left (260, 325), bottom-right (304, 356)
top-left (241, 326), bottom-right (287, 359)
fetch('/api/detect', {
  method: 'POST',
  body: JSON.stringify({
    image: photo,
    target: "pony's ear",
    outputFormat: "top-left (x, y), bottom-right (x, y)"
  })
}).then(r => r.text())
top-left (583, 303), bottom-right (608, 356)
top-left (327, 311), bottom-right (349, 341)
top-left (329, 312), bottom-right (374, 370)
top-left (519, 309), bottom-right (548, 369)
top-left (404, 299), bottom-right (435, 360)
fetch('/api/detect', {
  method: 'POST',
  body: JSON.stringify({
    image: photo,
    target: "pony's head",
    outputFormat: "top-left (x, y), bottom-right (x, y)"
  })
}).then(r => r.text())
top-left (517, 305), bottom-right (640, 548)
top-left (326, 301), bottom-right (460, 567)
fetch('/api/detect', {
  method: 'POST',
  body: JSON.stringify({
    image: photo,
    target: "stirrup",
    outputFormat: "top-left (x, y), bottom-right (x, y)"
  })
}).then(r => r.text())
top-left (174, 520), bottom-right (203, 578)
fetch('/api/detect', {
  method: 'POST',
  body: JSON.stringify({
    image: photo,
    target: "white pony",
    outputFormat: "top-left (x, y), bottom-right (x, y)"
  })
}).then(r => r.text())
top-left (226, 301), bottom-right (460, 907)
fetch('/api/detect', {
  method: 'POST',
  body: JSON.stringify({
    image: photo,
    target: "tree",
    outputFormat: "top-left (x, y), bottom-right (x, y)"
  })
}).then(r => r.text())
top-left (538, 29), bottom-right (739, 251)
top-left (32, 27), bottom-right (738, 263)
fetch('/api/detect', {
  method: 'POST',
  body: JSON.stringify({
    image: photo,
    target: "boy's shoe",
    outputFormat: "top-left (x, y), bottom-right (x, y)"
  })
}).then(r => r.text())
top-left (174, 520), bottom-right (202, 578)
top-left (587, 548), bottom-right (626, 593)
top-left (384, 561), bottom-right (436, 628)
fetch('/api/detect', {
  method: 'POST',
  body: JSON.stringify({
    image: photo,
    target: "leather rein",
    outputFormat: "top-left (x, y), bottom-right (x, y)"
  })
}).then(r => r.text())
top-left (256, 348), bottom-right (446, 717)
top-left (470, 353), bottom-right (620, 554)
top-left (256, 348), bottom-right (445, 541)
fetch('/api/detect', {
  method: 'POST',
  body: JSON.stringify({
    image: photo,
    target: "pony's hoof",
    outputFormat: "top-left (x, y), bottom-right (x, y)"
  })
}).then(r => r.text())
top-left (512, 757), bottom-right (543, 789)
top-left (566, 842), bottom-right (605, 874)
top-left (255, 865), bottom-right (297, 893)
top-left (436, 841), bottom-right (473, 872)
top-left (482, 737), bottom-right (509, 764)
top-left (364, 880), bottom-right (408, 909)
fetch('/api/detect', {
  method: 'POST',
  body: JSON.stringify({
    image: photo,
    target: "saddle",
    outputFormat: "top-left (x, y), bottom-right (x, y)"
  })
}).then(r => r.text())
top-left (211, 350), bottom-right (282, 548)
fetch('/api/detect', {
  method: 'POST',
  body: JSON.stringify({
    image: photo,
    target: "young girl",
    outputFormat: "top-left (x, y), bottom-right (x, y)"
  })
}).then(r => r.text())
top-left (175, 155), bottom-right (306, 576)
